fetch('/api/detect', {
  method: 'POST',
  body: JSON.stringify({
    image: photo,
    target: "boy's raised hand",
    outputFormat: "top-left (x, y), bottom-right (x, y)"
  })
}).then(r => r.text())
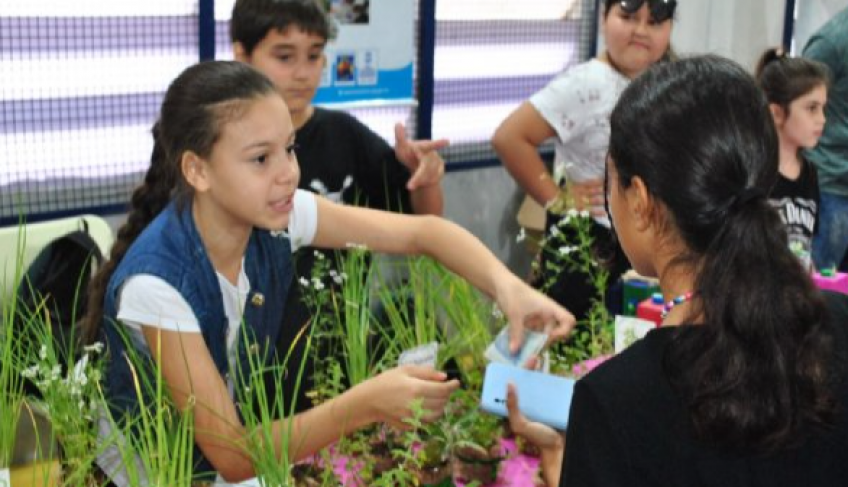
top-left (394, 123), bottom-right (449, 190)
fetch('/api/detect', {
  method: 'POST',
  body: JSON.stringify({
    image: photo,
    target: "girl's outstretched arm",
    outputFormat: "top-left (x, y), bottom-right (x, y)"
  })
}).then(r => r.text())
top-left (142, 327), bottom-right (459, 483)
top-left (311, 197), bottom-right (576, 352)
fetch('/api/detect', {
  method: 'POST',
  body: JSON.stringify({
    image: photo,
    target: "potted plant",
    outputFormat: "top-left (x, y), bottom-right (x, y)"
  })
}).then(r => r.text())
top-left (537, 210), bottom-right (615, 376)
top-left (20, 324), bottom-right (105, 487)
top-left (410, 431), bottom-right (452, 486)
top-left (301, 247), bottom-right (401, 483)
top-left (290, 461), bottom-right (332, 487)
top-left (451, 407), bottom-right (506, 485)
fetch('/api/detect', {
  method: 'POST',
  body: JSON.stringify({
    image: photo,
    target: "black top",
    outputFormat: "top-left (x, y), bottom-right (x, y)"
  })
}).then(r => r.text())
top-left (269, 107), bottom-right (414, 414)
top-left (295, 107), bottom-right (412, 211)
top-left (769, 157), bottom-right (820, 258)
top-left (561, 292), bottom-right (848, 486)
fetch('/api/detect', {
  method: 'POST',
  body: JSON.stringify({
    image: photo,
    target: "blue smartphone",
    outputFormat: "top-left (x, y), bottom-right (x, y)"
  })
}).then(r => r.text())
top-left (480, 362), bottom-right (576, 431)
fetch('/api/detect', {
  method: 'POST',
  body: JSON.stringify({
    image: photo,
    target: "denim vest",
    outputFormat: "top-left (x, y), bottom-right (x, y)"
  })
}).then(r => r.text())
top-left (100, 201), bottom-right (293, 479)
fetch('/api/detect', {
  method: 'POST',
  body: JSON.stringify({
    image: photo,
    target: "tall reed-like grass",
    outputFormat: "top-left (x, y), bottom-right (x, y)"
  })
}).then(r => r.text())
top-left (1, 224), bottom-right (30, 469)
top-left (99, 328), bottom-right (197, 486)
top-left (234, 321), bottom-right (316, 486)
top-left (376, 257), bottom-right (452, 366)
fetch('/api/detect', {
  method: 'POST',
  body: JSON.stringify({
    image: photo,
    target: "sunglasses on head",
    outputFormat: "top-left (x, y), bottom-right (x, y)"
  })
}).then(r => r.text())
top-left (618, 0), bottom-right (677, 23)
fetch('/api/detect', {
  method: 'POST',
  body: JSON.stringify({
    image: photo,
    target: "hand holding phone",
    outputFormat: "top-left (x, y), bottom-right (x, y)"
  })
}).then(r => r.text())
top-left (480, 362), bottom-right (575, 430)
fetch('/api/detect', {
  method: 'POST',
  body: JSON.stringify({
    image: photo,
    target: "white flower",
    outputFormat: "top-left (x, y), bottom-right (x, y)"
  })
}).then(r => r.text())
top-left (579, 210), bottom-right (590, 218)
top-left (550, 225), bottom-right (561, 238)
top-left (567, 209), bottom-right (579, 218)
top-left (21, 365), bottom-right (39, 379)
top-left (298, 277), bottom-right (310, 287)
top-left (39, 344), bottom-right (48, 360)
top-left (491, 306), bottom-right (504, 319)
top-left (516, 228), bottom-right (526, 243)
top-left (83, 342), bottom-right (104, 354)
top-left (72, 354), bottom-right (90, 383)
top-left (313, 250), bottom-right (325, 260)
top-left (558, 246), bottom-right (576, 255)
top-left (341, 175), bottom-right (354, 191)
top-left (312, 278), bottom-right (325, 291)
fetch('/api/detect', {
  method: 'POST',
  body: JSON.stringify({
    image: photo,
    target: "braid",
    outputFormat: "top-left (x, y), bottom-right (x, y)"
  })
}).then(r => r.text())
top-left (81, 125), bottom-right (179, 344)
top-left (81, 61), bottom-right (278, 344)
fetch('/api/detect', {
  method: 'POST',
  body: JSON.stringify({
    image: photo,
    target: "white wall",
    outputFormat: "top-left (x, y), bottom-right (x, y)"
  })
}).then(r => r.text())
top-left (671, 0), bottom-right (786, 71)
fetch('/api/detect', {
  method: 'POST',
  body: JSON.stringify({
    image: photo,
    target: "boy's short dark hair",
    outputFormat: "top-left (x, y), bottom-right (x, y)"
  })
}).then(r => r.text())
top-left (231, 0), bottom-right (334, 55)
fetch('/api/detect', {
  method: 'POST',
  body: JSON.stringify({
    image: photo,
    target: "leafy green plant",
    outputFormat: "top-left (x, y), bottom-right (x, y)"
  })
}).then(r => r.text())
top-left (0, 224), bottom-right (30, 469)
top-left (233, 318), bottom-right (331, 486)
top-left (536, 210), bottom-right (614, 371)
top-left (451, 392), bottom-right (503, 456)
top-left (375, 257), bottom-right (463, 369)
top-left (450, 390), bottom-right (505, 486)
top-left (359, 397), bottom-right (455, 487)
top-left (301, 246), bottom-right (379, 403)
top-left (438, 272), bottom-right (500, 391)
top-left (0, 312), bottom-right (25, 471)
top-left (376, 258), bottom-right (438, 357)
top-left (21, 331), bottom-right (105, 487)
top-left (100, 328), bottom-right (197, 487)
top-left (331, 245), bottom-right (376, 388)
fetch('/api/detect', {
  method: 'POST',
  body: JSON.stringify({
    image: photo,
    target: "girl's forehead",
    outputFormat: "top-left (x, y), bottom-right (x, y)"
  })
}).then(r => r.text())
top-left (218, 95), bottom-right (293, 145)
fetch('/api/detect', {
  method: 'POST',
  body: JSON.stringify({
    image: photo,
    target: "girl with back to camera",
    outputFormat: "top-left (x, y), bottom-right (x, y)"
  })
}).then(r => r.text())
top-left (506, 55), bottom-right (848, 486)
top-left (492, 0), bottom-right (676, 320)
top-left (756, 47), bottom-right (830, 271)
top-left (82, 61), bottom-right (574, 485)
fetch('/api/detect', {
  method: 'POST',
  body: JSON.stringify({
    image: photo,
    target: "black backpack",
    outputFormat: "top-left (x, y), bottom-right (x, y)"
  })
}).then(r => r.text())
top-left (16, 221), bottom-right (104, 354)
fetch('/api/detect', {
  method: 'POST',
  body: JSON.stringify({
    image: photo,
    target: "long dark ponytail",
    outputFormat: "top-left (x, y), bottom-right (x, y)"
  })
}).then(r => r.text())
top-left (608, 55), bottom-right (837, 452)
top-left (82, 61), bottom-right (277, 343)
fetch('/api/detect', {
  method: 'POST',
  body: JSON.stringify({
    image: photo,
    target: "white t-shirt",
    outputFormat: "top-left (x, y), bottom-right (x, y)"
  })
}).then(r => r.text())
top-left (98, 190), bottom-right (318, 487)
top-left (530, 59), bottom-right (628, 225)
top-left (116, 189), bottom-right (318, 363)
